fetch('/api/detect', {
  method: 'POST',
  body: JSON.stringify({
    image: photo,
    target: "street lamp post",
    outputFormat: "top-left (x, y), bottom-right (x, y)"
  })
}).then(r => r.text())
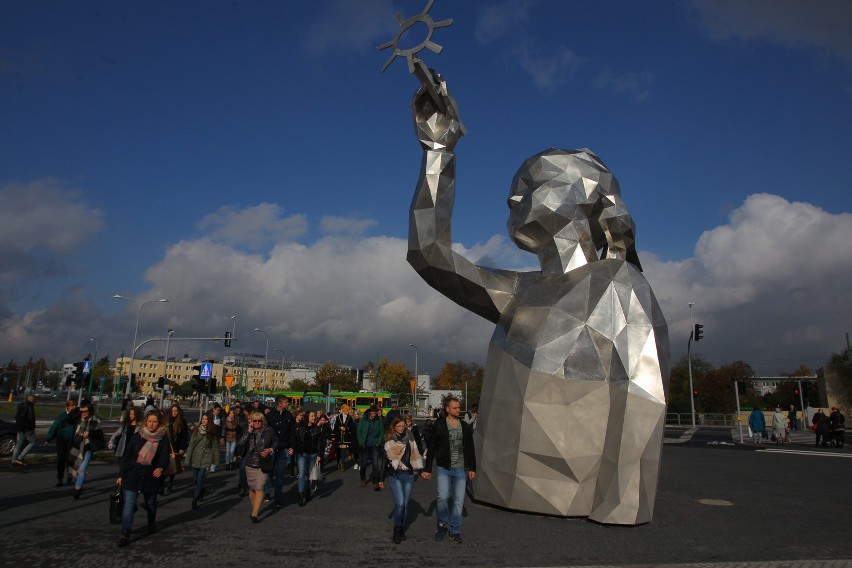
top-left (113, 295), bottom-right (169, 397)
top-left (409, 343), bottom-right (418, 418)
top-left (254, 328), bottom-right (269, 391)
top-left (160, 329), bottom-right (174, 407)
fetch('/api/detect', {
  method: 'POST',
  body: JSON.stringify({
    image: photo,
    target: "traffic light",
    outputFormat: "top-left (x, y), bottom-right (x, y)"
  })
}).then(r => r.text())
top-left (737, 381), bottom-right (746, 395)
top-left (694, 323), bottom-right (704, 342)
top-left (157, 376), bottom-right (165, 390)
top-left (191, 365), bottom-right (203, 392)
top-left (208, 378), bottom-right (217, 395)
top-left (693, 389), bottom-right (699, 396)
top-left (802, 381), bottom-right (812, 402)
top-left (71, 362), bottom-right (85, 387)
top-left (224, 331), bottom-right (232, 348)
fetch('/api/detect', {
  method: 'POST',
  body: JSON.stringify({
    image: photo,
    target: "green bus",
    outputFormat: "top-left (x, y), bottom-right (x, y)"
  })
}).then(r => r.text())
top-left (252, 390), bottom-right (397, 413)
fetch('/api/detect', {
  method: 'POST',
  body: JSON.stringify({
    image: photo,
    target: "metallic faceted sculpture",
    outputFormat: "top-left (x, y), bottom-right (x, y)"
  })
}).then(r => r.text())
top-left (406, 76), bottom-right (670, 525)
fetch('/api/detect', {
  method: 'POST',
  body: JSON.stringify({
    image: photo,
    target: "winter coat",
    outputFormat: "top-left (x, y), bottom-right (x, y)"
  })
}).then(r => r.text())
top-left (184, 430), bottom-right (219, 468)
top-left (15, 401), bottom-right (36, 432)
top-left (109, 423), bottom-right (137, 458)
top-left (118, 430), bottom-right (171, 493)
top-left (748, 410), bottom-right (766, 433)
top-left (424, 417), bottom-right (476, 473)
top-left (266, 408), bottom-right (296, 450)
top-left (771, 412), bottom-right (787, 433)
top-left (332, 413), bottom-right (357, 448)
top-left (294, 423), bottom-right (324, 455)
top-left (236, 426), bottom-right (275, 469)
top-left (829, 410), bottom-right (846, 432)
top-left (46, 411), bottom-right (75, 443)
top-left (357, 417), bottom-right (384, 449)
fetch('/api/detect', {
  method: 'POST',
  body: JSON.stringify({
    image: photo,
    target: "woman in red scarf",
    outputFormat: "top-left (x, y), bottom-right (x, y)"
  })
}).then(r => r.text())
top-left (116, 410), bottom-right (170, 547)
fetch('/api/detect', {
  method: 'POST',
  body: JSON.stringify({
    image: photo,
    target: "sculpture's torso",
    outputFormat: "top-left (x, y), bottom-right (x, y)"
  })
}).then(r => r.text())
top-left (473, 259), bottom-right (669, 524)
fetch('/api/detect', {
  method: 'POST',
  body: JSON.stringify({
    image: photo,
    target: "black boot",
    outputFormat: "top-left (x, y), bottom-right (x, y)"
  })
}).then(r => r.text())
top-left (400, 527), bottom-right (407, 541)
top-left (118, 531), bottom-right (130, 547)
top-left (298, 493), bottom-right (306, 507)
top-left (192, 499), bottom-right (198, 510)
top-left (147, 520), bottom-right (156, 534)
top-left (393, 527), bottom-right (402, 544)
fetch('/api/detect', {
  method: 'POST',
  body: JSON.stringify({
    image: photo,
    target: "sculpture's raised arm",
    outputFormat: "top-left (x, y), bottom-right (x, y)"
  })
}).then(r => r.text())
top-left (406, 77), bottom-right (518, 324)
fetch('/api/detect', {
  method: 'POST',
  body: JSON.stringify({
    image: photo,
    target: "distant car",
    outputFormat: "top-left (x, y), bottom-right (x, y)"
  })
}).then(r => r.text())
top-left (130, 397), bottom-right (149, 408)
top-left (0, 419), bottom-right (16, 457)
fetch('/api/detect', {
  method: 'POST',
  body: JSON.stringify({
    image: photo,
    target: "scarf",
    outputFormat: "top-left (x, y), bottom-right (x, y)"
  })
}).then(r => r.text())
top-left (136, 426), bottom-right (166, 465)
top-left (384, 429), bottom-right (423, 471)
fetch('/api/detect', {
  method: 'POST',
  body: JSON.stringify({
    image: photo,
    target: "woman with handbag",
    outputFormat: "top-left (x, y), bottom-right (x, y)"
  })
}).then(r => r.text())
top-left (381, 416), bottom-right (424, 544)
top-left (115, 409), bottom-right (170, 547)
top-left (164, 403), bottom-right (189, 495)
top-left (184, 413), bottom-right (219, 510)
top-left (236, 411), bottom-right (275, 523)
top-left (67, 402), bottom-right (105, 499)
top-left (294, 410), bottom-right (323, 506)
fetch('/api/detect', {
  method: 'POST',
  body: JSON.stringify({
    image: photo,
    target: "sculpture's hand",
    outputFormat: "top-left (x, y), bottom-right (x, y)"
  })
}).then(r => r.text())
top-left (412, 76), bottom-right (464, 151)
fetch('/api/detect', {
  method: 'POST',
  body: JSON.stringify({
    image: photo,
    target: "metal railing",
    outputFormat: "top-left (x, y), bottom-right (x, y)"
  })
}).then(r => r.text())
top-left (666, 412), bottom-right (738, 427)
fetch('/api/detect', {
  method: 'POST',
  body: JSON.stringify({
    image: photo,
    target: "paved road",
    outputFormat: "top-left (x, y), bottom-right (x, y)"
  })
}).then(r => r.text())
top-left (1, 438), bottom-right (851, 568)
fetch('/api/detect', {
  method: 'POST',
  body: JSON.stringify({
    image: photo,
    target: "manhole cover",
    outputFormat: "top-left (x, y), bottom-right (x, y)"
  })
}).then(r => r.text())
top-left (696, 498), bottom-right (735, 506)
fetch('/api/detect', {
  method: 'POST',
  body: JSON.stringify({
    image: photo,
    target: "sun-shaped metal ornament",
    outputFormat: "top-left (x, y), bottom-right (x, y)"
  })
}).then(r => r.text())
top-left (377, 0), bottom-right (453, 112)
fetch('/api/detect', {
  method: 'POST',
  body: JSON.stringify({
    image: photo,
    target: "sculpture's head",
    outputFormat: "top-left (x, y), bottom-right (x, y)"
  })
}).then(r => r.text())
top-left (507, 149), bottom-right (618, 256)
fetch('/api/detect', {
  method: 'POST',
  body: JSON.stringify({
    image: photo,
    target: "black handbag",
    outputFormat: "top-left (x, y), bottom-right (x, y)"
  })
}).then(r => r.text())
top-left (109, 487), bottom-right (123, 524)
top-left (260, 453), bottom-right (274, 474)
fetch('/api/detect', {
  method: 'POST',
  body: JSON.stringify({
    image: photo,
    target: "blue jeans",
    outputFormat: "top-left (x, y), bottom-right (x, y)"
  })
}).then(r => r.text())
top-left (359, 445), bottom-right (381, 483)
top-left (75, 449), bottom-right (94, 490)
top-left (264, 448), bottom-right (290, 500)
top-left (12, 431), bottom-right (36, 461)
top-left (225, 441), bottom-right (236, 465)
top-left (389, 470), bottom-right (414, 528)
top-left (297, 453), bottom-right (317, 494)
top-left (121, 489), bottom-right (157, 533)
top-left (436, 466), bottom-right (467, 535)
top-left (191, 467), bottom-right (207, 500)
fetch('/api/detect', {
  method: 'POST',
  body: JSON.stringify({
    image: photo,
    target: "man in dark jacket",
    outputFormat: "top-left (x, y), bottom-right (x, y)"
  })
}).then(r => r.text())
top-left (45, 399), bottom-right (77, 485)
top-left (11, 394), bottom-right (37, 466)
top-left (422, 395), bottom-right (476, 544)
top-left (357, 406), bottom-right (385, 489)
top-left (265, 396), bottom-right (295, 508)
top-left (829, 407), bottom-right (846, 448)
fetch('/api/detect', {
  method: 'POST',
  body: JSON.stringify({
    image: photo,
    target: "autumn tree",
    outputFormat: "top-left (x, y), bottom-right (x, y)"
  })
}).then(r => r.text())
top-left (701, 360), bottom-right (756, 413)
top-left (376, 357), bottom-right (413, 401)
top-left (667, 354), bottom-right (712, 414)
top-left (289, 378), bottom-right (311, 392)
top-left (434, 361), bottom-right (484, 409)
top-left (826, 352), bottom-right (852, 410)
top-left (315, 362), bottom-right (358, 392)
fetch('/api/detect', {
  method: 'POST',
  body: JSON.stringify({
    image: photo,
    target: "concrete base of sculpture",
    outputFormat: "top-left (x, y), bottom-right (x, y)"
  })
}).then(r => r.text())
top-left (472, 259), bottom-right (668, 526)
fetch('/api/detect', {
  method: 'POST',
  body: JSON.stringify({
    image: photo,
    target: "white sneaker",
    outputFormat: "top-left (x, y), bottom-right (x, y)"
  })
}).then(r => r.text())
top-left (354, 463), bottom-right (359, 470)
top-left (210, 464), bottom-right (216, 472)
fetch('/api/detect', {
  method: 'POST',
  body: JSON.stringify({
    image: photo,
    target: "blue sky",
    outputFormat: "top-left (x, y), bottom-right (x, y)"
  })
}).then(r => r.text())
top-left (2, 0), bottom-right (852, 377)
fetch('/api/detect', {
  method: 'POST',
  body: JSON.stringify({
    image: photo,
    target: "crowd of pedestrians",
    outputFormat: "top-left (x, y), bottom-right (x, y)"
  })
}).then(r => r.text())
top-left (13, 393), bottom-right (478, 548)
top-left (748, 405), bottom-right (846, 448)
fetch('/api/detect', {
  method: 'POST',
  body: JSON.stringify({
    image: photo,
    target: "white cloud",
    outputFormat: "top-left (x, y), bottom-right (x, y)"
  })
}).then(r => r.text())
top-left (475, 0), bottom-right (535, 45)
top-left (3, 196), bottom-right (851, 377)
top-left (517, 45), bottom-right (581, 91)
top-left (594, 69), bottom-right (654, 102)
top-left (0, 179), bottom-right (105, 283)
top-left (644, 193), bottom-right (852, 373)
top-left (302, 0), bottom-right (399, 56)
top-left (319, 215), bottom-right (377, 235)
top-left (691, 0), bottom-right (852, 59)
top-left (197, 203), bottom-right (307, 249)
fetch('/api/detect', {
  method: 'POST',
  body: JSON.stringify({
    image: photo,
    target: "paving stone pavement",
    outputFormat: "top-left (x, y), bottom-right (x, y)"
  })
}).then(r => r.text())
top-left (0, 443), bottom-right (850, 568)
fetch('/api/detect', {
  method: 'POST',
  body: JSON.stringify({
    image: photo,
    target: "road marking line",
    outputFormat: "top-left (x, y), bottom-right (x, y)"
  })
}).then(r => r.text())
top-left (757, 448), bottom-right (852, 458)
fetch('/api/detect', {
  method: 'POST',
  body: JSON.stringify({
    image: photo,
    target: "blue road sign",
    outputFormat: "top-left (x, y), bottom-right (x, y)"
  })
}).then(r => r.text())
top-left (99, 376), bottom-right (105, 383)
top-left (200, 362), bottom-right (212, 380)
top-left (83, 361), bottom-right (92, 374)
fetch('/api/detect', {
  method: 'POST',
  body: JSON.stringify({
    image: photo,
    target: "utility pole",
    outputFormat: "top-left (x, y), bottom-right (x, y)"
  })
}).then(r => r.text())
top-left (687, 302), bottom-right (696, 428)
